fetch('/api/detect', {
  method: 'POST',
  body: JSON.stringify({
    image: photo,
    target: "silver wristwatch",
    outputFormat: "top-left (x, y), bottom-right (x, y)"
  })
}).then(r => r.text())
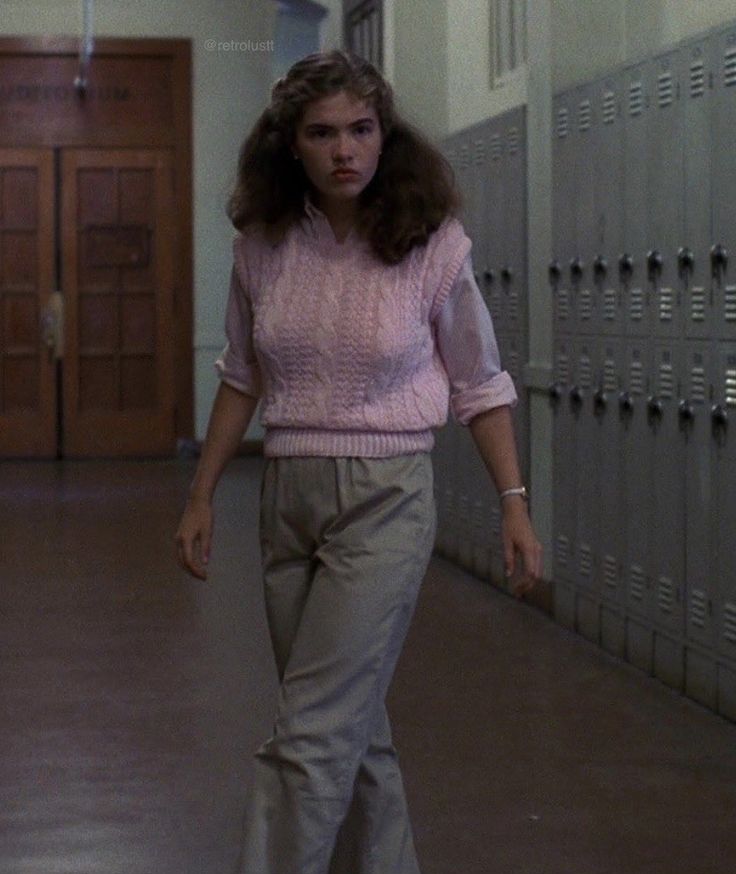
top-left (499, 486), bottom-right (529, 502)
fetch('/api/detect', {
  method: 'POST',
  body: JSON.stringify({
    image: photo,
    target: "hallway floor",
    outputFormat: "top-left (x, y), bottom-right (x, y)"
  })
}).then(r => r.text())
top-left (1, 457), bottom-right (734, 874)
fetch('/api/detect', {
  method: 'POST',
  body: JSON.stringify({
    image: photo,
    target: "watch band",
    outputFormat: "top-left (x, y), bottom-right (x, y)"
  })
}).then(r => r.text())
top-left (499, 486), bottom-right (529, 501)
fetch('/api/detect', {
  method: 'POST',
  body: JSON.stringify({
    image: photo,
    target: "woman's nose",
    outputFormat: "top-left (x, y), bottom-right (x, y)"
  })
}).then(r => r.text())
top-left (332, 133), bottom-right (353, 159)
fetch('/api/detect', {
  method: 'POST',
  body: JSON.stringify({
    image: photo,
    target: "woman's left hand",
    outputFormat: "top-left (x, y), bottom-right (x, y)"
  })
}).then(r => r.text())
top-left (501, 499), bottom-right (543, 598)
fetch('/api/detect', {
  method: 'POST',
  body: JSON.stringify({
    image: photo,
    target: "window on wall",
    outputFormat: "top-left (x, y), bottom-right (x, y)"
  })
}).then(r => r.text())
top-left (492, 0), bottom-right (527, 84)
top-left (343, 0), bottom-right (383, 70)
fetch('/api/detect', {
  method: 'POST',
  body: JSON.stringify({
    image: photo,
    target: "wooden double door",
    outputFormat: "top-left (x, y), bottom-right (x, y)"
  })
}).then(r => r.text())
top-left (0, 147), bottom-right (176, 457)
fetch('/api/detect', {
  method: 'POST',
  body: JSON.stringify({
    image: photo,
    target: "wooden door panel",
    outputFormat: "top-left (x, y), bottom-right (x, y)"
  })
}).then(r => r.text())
top-left (62, 149), bottom-right (175, 456)
top-left (0, 149), bottom-right (55, 457)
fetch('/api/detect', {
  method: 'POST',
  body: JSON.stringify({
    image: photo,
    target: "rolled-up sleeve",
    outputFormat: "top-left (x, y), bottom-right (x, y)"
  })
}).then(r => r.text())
top-left (433, 253), bottom-right (518, 425)
top-left (214, 257), bottom-right (262, 399)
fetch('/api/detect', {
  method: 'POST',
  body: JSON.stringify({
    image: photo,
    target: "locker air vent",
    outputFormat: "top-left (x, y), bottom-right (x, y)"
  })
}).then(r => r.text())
top-left (507, 127), bottom-right (520, 154)
top-left (490, 134), bottom-right (503, 161)
top-left (657, 576), bottom-right (675, 614)
top-left (602, 90), bottom-right (616, 124)
top-left (725, 285), bottom-right (736, 321)
top-left (578, 287), bottom-right (592, 321)
top-left (690, 286), bottom-right (706, 321)
top-left (578, 544), bottom-right (593, 577)
top-left (690, 366), bottom-right (706, 403)
top-left (603, 555), bottom-right (618, 590)
top-left (725, 46), bottom-right (736, 88)
top-left (603, 288), bottom-right (617, 320)
top-left (723, 601), bottom-right (736, 645)
top-left (507, 349), bottom-right (520, 379)
top-left (557, 288), bottom-right (571, 320)
top-left (473, 138), bottom-right (485, 165)
top-left (603, 358), bottom-right (616, 392)
top-left (657, 71), bottom-right (674, 108)
top-left (659, 287), bottom-right (673, 321)
top-left (630, 359), bottom-right (645, 395)
top-left (629, 287), bottom-right (644, 320)
top-left (658, 362), bottom-right (674, 399)
top-left (690, 589), bottom-right (708, 629)
top-left (578, 99), bottom-right (592, 132)
top-left (628, 80), bottom-right (644, 117)
top-left (726, 368), bottom-right (736, 407)
top-left (459, 143), bottom-right (470, 169)
top-left (556, 353), bottom-right (570, 383)
top-left (508, 290), bottom-right (519, 322)
top-left (490, 506), bottom-right (501, 537)
top-left (579, 355), bottom-right (593, 389)
top-left (689, 59), bottom-right (706, 98)
top-left (555, 535), bottom-right (570, 567)
top-left (556, 107), bottom-right (569, 138)
top-left (629, 564), bottom-right (646, 601)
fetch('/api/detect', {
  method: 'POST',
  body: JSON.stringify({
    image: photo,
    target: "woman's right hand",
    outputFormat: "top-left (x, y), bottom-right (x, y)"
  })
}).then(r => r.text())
top-left (175, 496), bottom-right (213, 581)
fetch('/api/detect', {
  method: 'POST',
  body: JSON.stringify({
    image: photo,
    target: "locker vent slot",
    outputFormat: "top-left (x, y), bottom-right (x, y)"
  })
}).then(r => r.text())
top-left (630, 360), bottom-right (645, 395)
top-left (657, 71), bottom-right (674, 108)
top-left (628, 80), bottom-right (644, 116)
top-left (490, 506), bottom-right (501, 537)
top-left (578, 544), bottom-right (593, 577)
top-left (690, 287), bottom-right (705, 321)
top-left (726, 368), bottom-right (736, 407)
top-left (629, 287), bottom-right (644, 320)
top-left (725, 285), bottom-right (736, 321)
top-left (555, 534), bottom-right (570, 567)
top-left (459, 144), bottom-right (470, 169)
top-left (507, 127), bottom-right (520, 154)
top-left (629, 564), bottom-right (646, 601)
top-left (579, 355), bottom-right (593, 389)
top-left (723, 602), bottom-right (736, 644)
top-left (578, 287), bottom-right (592, 321)
top-left (690, 366), bottom-right (706, 403)
top-left (508, 290), bottom-right (519, 322)
top-left (604, 555), bottom-right (618, 589)
top-left (657, 575), bottom-right (675, 614)
top-left (578, 99), bottom-right (592, 132)
top-left (602, 90), bottom-right (616, 124)
top-left (472, 500), bottom-right (484, 536)
top-left (556, 353), bottom-right (570, 384)
top-left (508, 349), bottom-right (520, 380)
top-left (458, 493), bottom-right (469, 523)
top-left (690, 59), bottom-right (706, 98)
top-left (557, 288), bottom-right (571, 320)
top-left (725, 46), bottom-right (736, 88)
top-left (556, 107), bottom-right (569, 138)
top-left (659, 287), bottom-right (673, 321)
top-left (473, 138), bottom-right (485, 165)
top-left (490, 134), bottom-right (503, 161)
top-left (603, 288), bottom-right (617, 321)
top-left (690, 589), bottom-right (707, 629)
top-left (658, 362), bottom-right (674, 399)
top-left (604, 359), bottom-right (617, 392)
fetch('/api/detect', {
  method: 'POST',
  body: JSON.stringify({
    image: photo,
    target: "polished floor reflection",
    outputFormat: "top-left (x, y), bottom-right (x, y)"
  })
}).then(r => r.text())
top-left (1, 457), bottom-right (735, 874)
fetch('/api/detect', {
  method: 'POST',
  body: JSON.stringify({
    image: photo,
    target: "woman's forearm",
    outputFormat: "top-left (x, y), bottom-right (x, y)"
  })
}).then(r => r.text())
top-left (188, 382), bottom-right (260, 503)
top-left (468, 405), bottom-right (523, 496)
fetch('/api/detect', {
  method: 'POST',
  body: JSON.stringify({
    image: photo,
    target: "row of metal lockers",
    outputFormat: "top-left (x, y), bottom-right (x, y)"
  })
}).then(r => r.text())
top-left (434, 17), bottom-right (736, 721)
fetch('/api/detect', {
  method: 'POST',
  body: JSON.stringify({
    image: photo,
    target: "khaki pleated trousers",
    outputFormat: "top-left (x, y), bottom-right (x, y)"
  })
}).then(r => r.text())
top-left (237, 453), bottom-right (437, 874)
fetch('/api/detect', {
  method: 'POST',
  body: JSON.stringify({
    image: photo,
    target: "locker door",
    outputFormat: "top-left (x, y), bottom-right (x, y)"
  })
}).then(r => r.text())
top-left (551, 93), bottom-right (574, 337)
top-left (0, 149), bottom-right (55, 457)
top-left (503, 112), bottom-right (526, 339)
top-left (621, 62), bottom-right (652, 339)
top-left (647, 50), bottom-right (684, 342)
top-left (551, 339), bottom-right (576, 583)
top-left (712, 27), bottom-right (736, 344)
top-left (599, 340), bottom-right (625, 610)
top-left (595, 74), bottom-right (625, 339)
top-left (572, 84), bottom-right (597, 338)
top-left (682, 36), bottom-right (713, 343)
top-left (61, 149), bottom-right (176, 457)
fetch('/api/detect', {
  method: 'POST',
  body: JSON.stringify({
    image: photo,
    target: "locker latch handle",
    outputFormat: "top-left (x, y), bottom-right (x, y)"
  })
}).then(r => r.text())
top-left (618, 252), bottom-right (634, 282)
top-left (711, 403), bottom-right (728, 430)
top-left (593, 388), bottom-right (607, 414)
top-left (618, 391), bottom-right (634, 414)
top-left (646, 249), bottom-right (663, 283)
top-left (548, 382), bottom-right (563, 404)
top-left (678, 399), bottom-right (695, 424)
top-left (710, 243), bottom-right (728, 280)
top-left (548, 260), bottom-right (561, 285)
top-left (677, 247), bottom-right (694, 277)
top-left (569, 257), bottom-right (584, 283)
top-left (569, 385), bottom-right (583, 409)
top-left (647, 395), bottom-right (664, 419)
top-left (593, 254), bottom-right (607, 282)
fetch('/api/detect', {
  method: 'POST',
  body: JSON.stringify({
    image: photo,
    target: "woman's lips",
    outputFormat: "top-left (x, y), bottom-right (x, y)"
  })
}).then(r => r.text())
top-left (331, 170), bottom-right (360, 180)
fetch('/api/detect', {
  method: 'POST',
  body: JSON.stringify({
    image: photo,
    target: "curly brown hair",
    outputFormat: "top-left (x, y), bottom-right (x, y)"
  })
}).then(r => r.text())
top-left (226, 49), bottom-right (462, 265)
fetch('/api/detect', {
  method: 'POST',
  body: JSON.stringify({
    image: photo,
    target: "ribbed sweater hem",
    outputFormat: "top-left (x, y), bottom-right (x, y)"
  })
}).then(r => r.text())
top-left (263, 427), bottom-right (435, 458)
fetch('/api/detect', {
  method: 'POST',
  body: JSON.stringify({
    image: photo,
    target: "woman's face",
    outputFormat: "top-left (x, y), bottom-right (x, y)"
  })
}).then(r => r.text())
top-left (293, 89), bottom-right (382, 211)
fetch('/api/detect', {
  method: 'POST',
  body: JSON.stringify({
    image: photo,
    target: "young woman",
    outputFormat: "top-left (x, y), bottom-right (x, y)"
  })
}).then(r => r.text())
top-left (175, 49), bottom-right (542, 874)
